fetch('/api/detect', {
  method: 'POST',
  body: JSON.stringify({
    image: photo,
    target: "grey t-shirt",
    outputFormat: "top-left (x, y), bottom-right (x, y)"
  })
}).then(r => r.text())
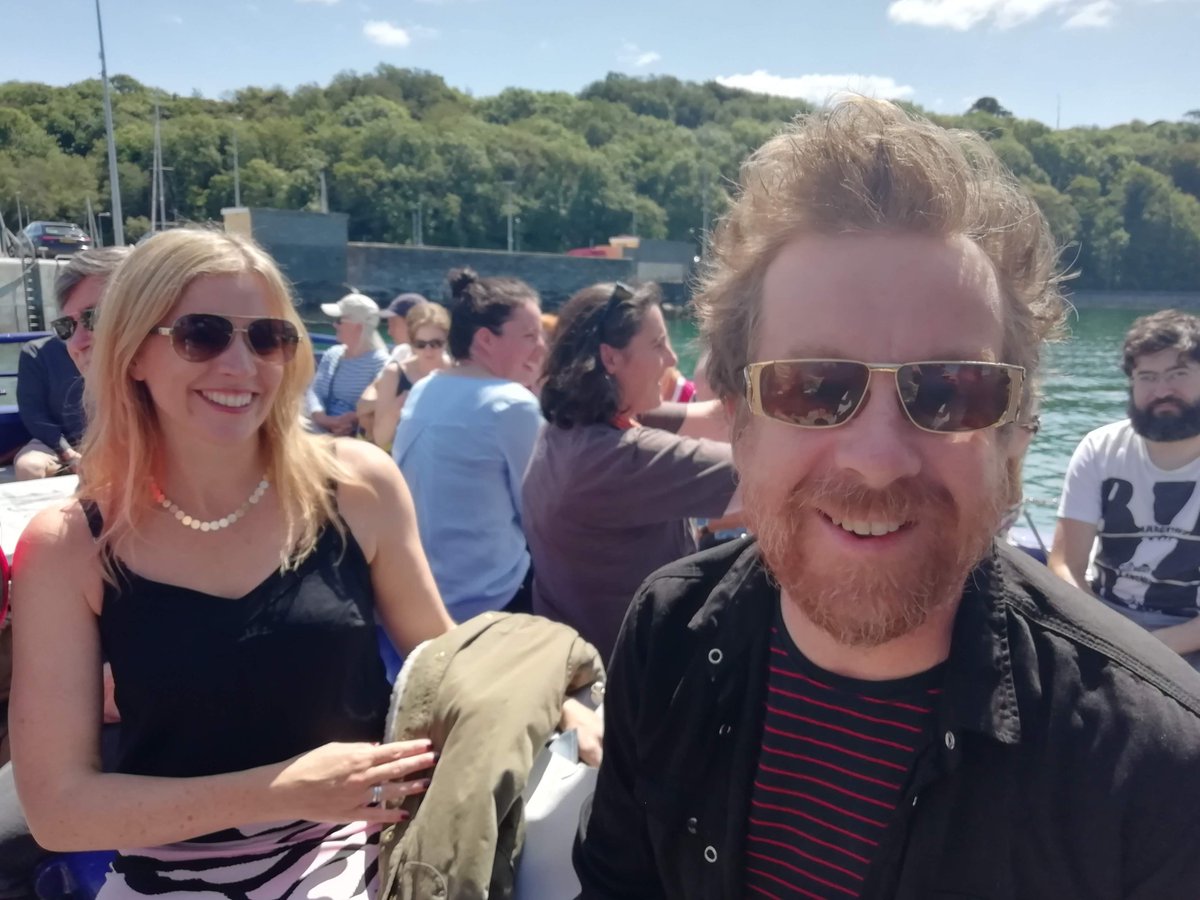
top-left (522, 423), bottom-right (736, 662)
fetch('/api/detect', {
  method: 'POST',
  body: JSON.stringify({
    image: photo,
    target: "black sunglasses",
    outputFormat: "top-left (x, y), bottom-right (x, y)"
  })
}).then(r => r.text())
top-left (152, 313), bottom-right (301, 364)
top-left (744, 359), bottom-right (1027, 434)
top-left (412, 338), bottom-right (445, 350)
top-left (595, 282), bottom-right (634, 340)
top-left (51, 308), bottom-right (97, 341)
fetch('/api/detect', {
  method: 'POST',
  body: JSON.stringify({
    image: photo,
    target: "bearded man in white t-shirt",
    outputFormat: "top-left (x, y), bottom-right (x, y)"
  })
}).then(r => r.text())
top-left (1050, 309), bottom-right (1200, 669)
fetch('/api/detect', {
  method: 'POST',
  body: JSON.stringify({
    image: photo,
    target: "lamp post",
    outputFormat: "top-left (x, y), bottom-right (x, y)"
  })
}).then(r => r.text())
top-left (97, 212), bottom-right (112, 248)
top-left (503, 181), bottom-right (515, 253)
top-left (232, 119), bottom-right (241, 207)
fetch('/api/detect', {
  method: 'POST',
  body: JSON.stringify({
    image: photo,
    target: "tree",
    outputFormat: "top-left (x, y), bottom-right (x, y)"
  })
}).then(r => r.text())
top-left (968, 97), bottom-right (1012, 117)
top-left (0, 70), bottom-right (1193, 287)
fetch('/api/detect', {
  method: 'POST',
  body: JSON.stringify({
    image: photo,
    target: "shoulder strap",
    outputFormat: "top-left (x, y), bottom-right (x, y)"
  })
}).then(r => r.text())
top-left (80, 500), bottom-right (104, 540)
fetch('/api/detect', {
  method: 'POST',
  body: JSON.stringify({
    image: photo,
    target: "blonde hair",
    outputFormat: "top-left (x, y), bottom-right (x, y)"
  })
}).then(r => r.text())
top-left (80, 228), bottom-right (350, 576)
top-left (406, 302), bottom-right (451, 336)
top-left (696, 98), bottom-right (1068, 415)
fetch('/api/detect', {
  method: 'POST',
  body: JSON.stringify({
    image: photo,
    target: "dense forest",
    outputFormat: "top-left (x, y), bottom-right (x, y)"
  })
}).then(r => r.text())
top-left (1, 68), bottom-right (1199, 290)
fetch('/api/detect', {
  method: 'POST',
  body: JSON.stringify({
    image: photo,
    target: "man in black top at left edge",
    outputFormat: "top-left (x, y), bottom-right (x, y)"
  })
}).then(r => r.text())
top-left (14, 248), bottom-right (129, 480)
top-left (574, 99), bottom-right (1200, 899)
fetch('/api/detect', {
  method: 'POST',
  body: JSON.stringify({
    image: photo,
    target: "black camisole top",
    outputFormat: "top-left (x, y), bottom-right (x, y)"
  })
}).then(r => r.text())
top-left (89, 505), bottom-right (391, 779)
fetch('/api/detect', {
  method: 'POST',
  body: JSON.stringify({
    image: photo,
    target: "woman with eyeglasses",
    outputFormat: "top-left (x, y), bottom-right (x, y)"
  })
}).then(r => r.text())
top-left (521, 282), bottom-right (739, 662)
top-left (8, 229), bottom-right (455, 898)
top-left (369, 302), bottom-right (451, 450)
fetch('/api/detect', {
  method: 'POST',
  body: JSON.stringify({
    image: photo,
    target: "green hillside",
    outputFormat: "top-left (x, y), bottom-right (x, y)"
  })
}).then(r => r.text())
top-left (1, 70), bottom-right (1198, 289)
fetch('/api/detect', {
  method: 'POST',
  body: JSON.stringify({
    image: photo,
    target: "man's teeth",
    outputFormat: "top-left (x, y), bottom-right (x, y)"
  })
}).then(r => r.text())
top-left (201, 391), bottom-right (253, 408)
top-left (829, 517), bottom-right (904, 537)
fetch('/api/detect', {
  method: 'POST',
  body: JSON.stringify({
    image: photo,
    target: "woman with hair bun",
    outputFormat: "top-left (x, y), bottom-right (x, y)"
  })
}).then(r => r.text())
top-left (392, 268), bottom-right (546, 624)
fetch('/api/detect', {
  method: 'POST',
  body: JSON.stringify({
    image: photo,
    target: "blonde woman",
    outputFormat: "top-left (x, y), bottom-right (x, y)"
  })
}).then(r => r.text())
top-left (371, 302), bottom-right (451, 449)
top-left (9, 229), bottom-right (455, 898)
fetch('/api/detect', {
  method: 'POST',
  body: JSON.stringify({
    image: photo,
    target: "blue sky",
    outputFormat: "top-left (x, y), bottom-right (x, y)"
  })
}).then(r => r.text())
top-left (1, 0), bottom-right (1197, 128)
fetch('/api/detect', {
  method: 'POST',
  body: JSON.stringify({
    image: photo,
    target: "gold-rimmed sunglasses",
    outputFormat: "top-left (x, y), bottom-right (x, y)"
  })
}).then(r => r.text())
top-left (744, 359), bottom-right (1028, 434)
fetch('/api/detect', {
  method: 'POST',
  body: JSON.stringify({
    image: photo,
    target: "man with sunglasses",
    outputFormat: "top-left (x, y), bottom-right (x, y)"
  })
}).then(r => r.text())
top-left (1050, 310), bottom-right (1200, 671)
top-left (13, 248), bottom-right (129, 480)
top-left (575, 100), bottom-right (1200, 900)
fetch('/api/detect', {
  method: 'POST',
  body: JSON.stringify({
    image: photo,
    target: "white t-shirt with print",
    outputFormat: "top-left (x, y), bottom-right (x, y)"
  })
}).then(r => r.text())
top-left (1059, 419), bottom-right (1200, 615)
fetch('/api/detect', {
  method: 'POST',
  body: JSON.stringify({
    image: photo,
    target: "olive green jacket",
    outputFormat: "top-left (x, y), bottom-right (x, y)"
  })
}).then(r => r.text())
top-left (379, 611), bottom-right (604, 900)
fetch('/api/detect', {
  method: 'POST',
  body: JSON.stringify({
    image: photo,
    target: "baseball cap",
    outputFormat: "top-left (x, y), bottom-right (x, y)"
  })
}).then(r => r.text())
top-left (320, 292), bottom-right (380, 324)
top-left (380, 292), bottom-right (428, 319)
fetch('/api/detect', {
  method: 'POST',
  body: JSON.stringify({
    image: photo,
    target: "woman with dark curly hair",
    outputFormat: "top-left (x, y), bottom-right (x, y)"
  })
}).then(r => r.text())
top-left (521, 282), bottom-right (738, 661)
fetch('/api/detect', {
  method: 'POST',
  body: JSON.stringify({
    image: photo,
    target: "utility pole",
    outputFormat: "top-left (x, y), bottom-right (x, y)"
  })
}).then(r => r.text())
top-left (318, 170), bottom-right (328, 213)
top-left (701, 165), bottom-right (710, 239)
top-left (14, 194), bottom-right (22, 232)
top-left (95, 0), bottom-right (124, 245)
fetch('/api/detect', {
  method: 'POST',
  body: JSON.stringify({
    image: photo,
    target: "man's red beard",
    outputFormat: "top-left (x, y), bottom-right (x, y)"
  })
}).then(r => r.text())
top-left (743, 468), bottom-right (1005, 648)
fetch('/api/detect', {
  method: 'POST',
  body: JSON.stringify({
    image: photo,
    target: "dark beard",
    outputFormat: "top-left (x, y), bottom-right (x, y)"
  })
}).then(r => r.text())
top-left (743, 469), bottom-right (1004, 649)
top-left (1128, 396), bottom-right (1200, 442)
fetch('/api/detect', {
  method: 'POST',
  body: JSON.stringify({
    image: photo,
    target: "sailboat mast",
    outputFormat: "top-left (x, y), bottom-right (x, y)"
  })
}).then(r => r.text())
top-left (150, 106), bottom-right (159, 233)
top-left (95, 0), bottom-right (124, 246)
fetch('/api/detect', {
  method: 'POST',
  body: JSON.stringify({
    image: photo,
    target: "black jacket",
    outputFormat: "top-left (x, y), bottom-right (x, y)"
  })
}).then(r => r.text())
top-left (575, 538), bottom-right (1200, 899)
top-left (16, 336), bottom-right (84, 451)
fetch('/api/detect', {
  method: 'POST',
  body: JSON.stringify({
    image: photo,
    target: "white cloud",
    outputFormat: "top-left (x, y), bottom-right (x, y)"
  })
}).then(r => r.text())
top-left (716, 71), bottom-right (916, 104)
top-left (1064, 0), bottom-right (1118, 25)
top-left (619, 42), bottom-right (662, 68)
top-left (363, 20), bottom-right (411, 46)
top-left (297, 0), bottom-right (340, 4)
top-left (887, 0), bottom-right (1074, 29)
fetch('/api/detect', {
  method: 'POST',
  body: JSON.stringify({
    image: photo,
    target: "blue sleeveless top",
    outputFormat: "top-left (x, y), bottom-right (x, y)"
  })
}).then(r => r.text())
top-left (90, 507), bottom-right (391, 779)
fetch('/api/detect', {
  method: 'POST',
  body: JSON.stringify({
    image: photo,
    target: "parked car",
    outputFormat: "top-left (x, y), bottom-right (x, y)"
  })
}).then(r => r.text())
top-left (15, 221), bottom-right (92, 259)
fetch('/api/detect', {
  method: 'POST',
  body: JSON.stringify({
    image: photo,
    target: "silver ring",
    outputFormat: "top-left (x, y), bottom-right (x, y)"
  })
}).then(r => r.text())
top-left (369, 784), bottom-right (383, 806)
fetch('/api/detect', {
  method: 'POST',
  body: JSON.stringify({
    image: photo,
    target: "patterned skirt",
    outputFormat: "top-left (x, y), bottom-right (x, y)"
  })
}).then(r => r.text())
top-left (96, 820), bottom-right (379, 899)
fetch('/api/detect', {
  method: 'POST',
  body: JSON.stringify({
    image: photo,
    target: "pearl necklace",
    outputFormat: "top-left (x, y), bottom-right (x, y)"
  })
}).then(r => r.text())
top-left (151, 477), bottom-right (270, 532)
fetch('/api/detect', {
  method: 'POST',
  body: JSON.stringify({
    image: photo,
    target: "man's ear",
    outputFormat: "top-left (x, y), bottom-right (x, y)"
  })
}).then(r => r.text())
top-left (599, 342), bottom-right (621, 375)
top-left (722, 394), bottom-right (739, 421)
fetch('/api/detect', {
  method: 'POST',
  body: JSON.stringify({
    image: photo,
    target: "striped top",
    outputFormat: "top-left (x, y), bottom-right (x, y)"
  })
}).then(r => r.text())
top-left (743, 614), bottom-right (942, 899)
top-left (306, 344), bottom-right (389, 420)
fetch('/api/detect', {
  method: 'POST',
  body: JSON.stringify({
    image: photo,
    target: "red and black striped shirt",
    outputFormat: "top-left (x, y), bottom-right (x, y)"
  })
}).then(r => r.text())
top-left (743, 614), bottom-right (943, 900)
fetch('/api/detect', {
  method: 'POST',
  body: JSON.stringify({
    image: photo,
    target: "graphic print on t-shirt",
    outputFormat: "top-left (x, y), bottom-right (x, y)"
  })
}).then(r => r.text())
top-left (1096, 475), bottom-right (1200, 614)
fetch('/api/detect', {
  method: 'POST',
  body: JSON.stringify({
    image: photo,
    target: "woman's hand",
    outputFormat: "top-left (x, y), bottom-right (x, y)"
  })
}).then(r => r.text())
top-left (270, 739), bottom-right (437, 824)
top-left (559, 698), bottom-right (604, 767)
